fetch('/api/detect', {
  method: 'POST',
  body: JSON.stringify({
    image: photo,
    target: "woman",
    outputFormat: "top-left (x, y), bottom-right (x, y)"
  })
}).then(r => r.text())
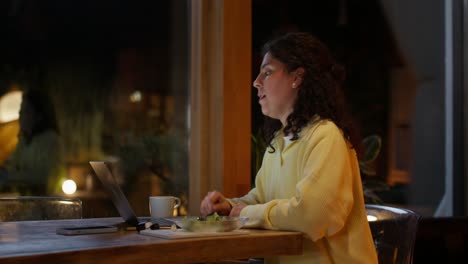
top-left (200, 32), bottom-right (378, 263)
top-left (1, 89), bottom-right (65, 195)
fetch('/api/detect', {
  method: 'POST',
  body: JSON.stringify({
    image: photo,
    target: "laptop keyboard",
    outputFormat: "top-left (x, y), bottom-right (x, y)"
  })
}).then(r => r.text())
top-left (139, 216), bottom-right (178, 227)
top-left (151, 218), bottom-right (176, 227)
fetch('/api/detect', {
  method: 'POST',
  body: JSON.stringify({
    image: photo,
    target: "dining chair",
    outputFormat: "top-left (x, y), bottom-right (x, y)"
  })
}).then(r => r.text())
top-left (0, 196), bottom-right (82, 221)
top-left (366, 204), bottom-right (421, 264)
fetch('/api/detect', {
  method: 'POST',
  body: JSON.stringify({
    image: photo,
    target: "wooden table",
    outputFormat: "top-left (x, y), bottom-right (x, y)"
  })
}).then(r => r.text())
top-left (0, 217), bottom-right (303, 264)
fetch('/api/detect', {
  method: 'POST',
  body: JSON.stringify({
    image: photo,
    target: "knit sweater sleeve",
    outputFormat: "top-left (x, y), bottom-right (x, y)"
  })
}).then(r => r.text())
top-left (239, 123), bottom-right (355, 241)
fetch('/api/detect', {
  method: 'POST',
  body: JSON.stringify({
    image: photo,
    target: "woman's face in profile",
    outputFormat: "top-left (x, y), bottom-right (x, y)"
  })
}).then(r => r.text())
top-left (253, 52), bottom-right (298, 125)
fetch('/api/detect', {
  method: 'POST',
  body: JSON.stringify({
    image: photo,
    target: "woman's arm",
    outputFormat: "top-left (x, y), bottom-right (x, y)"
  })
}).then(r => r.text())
top-left (240, 123), bottom-right (356, 240)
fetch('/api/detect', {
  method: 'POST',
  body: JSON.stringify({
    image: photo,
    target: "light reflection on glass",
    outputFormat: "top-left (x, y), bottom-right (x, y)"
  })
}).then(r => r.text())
top-left (62, 180), bottom-right (77, 195)
top-left (0, 91), bottom-right (22, 123)
top-left (129, 90), bottom-right (142, 103)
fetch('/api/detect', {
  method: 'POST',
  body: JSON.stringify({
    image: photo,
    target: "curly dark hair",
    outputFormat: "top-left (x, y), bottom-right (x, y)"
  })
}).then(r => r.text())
top-left (260, 32), bottom-right (360, 153)
top-left (20, 89), bottom-right (59, 144)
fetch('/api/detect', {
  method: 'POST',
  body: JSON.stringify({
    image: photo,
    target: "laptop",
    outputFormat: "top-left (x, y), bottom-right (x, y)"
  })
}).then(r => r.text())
top-left (89, 161), bottom-right (177, 231)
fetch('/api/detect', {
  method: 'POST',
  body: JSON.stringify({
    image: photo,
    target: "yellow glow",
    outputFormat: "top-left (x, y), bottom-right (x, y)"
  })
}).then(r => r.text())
top-left (0, 91), bottom-right (22, 123)
top-left (62, 180), bottom-right (77, 195)
top-left (367, 215), bottom-right (378, 222)
top-left (129, 90), bottom-right (142, 103)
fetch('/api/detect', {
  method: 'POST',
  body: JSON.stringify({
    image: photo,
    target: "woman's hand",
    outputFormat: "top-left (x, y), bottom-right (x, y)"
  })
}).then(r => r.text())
top-left (200, 191), bottom-right (232, 216)
top-left (229, 203), bottom-right (246, 217)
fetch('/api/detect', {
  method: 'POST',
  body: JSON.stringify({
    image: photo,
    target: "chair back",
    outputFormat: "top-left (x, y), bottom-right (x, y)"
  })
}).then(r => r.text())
top-left (0, 196), bottom-right (82, 221)
top-left (366, 204), bottom-right (421, 264)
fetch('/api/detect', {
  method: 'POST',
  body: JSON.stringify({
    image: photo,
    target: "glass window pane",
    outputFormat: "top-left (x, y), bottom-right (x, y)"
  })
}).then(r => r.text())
top-left (0, 0), bottom-right (189, 218)
top-left (251, 0), bottom-right (446, 217)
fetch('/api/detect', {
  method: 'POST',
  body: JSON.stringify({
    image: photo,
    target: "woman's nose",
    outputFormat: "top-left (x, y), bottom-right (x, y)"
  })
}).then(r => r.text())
top-left (253, 76), bottom-right (262, 89)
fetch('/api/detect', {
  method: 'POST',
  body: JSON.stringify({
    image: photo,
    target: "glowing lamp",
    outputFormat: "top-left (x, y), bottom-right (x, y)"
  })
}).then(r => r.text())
top-left (62, 179), bottom-right (77, 195)
top-left (0, 91), bottom-right (22, 123)
top-left (129, 90), bottom-right (142, 103)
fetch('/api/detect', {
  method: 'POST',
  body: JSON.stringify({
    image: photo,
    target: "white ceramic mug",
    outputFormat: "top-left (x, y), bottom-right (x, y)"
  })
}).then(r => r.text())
top-left (149, 196), bottom-right (181, 218)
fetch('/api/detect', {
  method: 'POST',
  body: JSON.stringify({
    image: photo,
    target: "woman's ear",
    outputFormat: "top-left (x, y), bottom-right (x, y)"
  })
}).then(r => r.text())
top-left (293, 67), bottom-right (305, 88)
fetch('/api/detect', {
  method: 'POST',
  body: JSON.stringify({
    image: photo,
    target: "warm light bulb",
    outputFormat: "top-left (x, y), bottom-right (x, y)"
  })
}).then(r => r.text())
top-left (129, 90), bottom-right (142, 103)
top-left (0, 91), bottom-right (22, 123)
top-left (367, 215), bottom-right (378, 222)
top-left (62, 180), bottom-right (77, 195)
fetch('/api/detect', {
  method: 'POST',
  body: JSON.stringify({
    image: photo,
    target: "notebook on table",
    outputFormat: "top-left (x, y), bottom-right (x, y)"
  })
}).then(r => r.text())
top-left (89, 161), bottom-right (178, 230)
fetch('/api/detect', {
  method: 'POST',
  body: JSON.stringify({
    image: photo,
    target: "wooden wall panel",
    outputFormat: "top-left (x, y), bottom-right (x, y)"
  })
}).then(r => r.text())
top-left (222, 0), bottom-right (252, 197)
top-left (189, 0), bottom-right (251, 214)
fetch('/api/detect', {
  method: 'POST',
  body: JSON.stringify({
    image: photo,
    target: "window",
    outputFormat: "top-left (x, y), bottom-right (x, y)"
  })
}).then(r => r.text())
top-left (251, 0), bottom-right (455, 216)
top-left (0, 0), bottom-right (190, 217)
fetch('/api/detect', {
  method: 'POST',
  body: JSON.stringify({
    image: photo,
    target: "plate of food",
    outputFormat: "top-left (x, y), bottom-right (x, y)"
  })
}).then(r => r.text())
top-left (174, 213), bottom-right (248, 233)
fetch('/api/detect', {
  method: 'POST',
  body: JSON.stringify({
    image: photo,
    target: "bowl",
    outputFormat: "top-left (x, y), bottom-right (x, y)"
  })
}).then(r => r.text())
top-left (174, 216), bottom-right (249, 232)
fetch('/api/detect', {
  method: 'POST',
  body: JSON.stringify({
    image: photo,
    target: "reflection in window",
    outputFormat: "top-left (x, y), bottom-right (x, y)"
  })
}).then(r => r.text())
top-left (0, 0), bottom-right (189, 218)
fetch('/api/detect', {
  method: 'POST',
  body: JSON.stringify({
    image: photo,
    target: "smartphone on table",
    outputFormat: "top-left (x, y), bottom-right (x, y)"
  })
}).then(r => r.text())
top-left (56, 225), bottom-right (118, 236)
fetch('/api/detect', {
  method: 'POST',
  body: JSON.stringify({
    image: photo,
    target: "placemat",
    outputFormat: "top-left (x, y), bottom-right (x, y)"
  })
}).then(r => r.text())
top-left (140, 229), bottom-right (250, 240)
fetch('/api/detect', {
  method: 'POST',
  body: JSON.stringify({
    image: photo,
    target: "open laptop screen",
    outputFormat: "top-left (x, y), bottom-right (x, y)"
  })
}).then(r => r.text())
top-left (89, 161), bottom-right (139, 227)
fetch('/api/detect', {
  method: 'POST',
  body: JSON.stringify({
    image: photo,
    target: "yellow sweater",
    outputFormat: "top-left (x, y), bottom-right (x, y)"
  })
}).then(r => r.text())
top-left (231, 119), bottom-right (378, 264)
